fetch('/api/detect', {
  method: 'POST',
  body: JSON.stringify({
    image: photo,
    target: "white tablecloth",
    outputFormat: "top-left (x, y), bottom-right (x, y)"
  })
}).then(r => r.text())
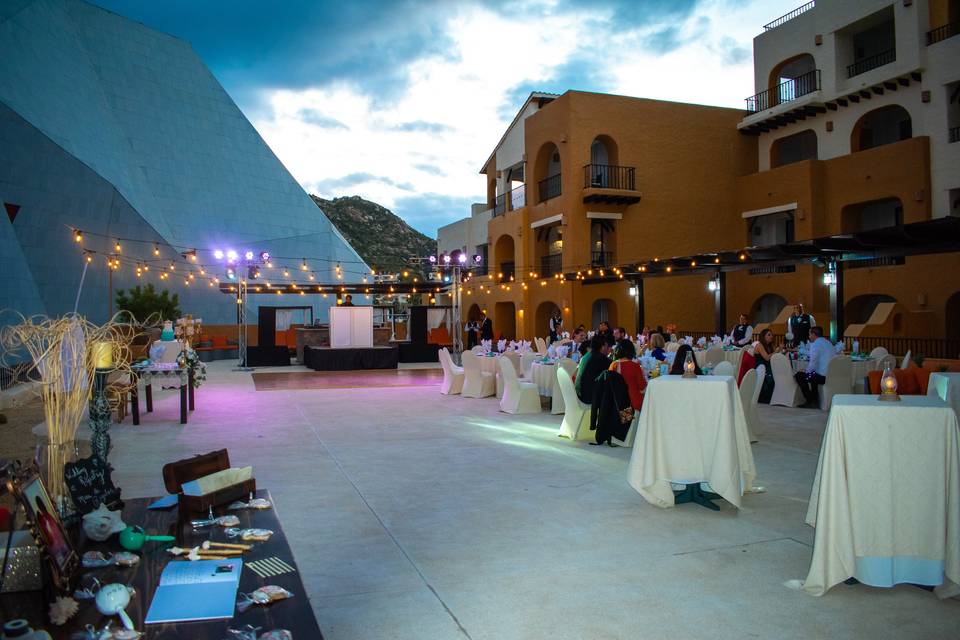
top-left (477, 354), bottom-right (503, 398)
top-left (529, 361), bottom-right (557, 397)
top-left (928, 372), bottom-right (960, 420)
top-left (792, 357), bottom-right (876, 393)
top-left (802, 394), bottom-right (960, 598)
top-left (627, 375), bottom-right (756, 508)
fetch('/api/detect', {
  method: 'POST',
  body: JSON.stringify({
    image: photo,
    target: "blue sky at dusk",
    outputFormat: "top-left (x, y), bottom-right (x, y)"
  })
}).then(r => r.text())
top-left (91, 0), bottom-right (800, 236)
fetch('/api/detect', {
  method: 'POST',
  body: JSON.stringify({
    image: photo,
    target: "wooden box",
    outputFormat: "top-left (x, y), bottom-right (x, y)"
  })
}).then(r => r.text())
top-left (161, 449), bottom-right (256, 519)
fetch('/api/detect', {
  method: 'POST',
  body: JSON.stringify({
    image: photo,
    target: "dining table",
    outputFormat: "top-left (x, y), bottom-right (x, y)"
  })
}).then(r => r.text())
top-left (626, 375), bottom-right (756, 510)
top-left (791, 355), bottom-right (876, 393)
top-left (801, 394), bottom-right (960, 598)
top-left (529, 360), bottom-right (557, 397)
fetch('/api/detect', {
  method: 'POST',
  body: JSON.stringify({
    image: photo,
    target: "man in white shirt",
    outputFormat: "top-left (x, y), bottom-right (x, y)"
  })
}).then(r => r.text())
top-left (729, 314), bottom-right (753, 346)
top-left (793, 326), bottom-right (833, 408)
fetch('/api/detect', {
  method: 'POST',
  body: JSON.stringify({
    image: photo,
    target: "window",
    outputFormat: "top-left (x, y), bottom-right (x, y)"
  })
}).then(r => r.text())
top-left (841, 198), bottom-right (902, 233)
top-left (749, 211), bottom-right (795, 245)
top-left (851, 105), bottom-right (912, 152)
top-left (771, 129), bottom-right (817, 167)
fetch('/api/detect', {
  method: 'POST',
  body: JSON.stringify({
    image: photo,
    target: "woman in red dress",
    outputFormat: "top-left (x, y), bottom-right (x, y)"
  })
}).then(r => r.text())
top-left (609, 339), bottom-right (647, 411)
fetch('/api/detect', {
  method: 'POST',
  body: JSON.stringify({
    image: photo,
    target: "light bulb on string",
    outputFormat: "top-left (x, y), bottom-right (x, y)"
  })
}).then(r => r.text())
top-left (300, 259), bottom-right (308, 271)
top-left (114, 241), bottom-right (122, 253)
top-left (74, 229), bottom-right (83, 243)
top-left (153, 245), bottom-right (160, 256)
top-left (169, 262), bottom-right (176, 271)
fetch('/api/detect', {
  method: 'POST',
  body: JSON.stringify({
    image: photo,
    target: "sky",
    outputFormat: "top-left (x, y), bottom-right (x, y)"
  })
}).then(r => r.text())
top-left (91, 0), bottom-right (801, 237)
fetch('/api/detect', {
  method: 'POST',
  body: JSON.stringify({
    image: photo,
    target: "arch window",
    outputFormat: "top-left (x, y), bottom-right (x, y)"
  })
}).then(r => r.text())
top-left (844, 294), bottom-right (896, 325)
top-left (751, 294), bottom-right (788, 324)
top-left (851, 105), bottom-right (912, 152)
top-left (771, 129), bottom-right (817, 167)
top-left (841, 197), bottom-right (902, 233)
top-left (591, 298), bottom-right (618, 330)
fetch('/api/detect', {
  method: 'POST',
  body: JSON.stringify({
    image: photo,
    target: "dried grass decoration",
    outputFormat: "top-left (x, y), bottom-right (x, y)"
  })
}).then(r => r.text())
top-left (0, 312), bottom-right (140, 513)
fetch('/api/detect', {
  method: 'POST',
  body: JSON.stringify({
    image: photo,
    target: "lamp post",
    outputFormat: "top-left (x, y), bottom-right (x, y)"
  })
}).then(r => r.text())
top-left (216, 249), bottom-right (268, 371)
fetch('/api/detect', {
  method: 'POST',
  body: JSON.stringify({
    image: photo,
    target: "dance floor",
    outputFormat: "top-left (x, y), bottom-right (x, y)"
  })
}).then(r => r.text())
top-left (252, 368), bottom-right (443, 391)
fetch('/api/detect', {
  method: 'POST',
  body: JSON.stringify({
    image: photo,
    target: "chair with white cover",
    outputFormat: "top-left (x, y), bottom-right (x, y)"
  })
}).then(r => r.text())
top-left (665, 342), bottom-right (680, 353)
top-left (868, 346), bottom-right (888, 360)
top-left (499, 358), bottom-right (541, 414)
top-left (461, 351), bottom-right (495, 398)
top-left (900, 349), bottom-right (912, 370)
top-left (750, 365), bottom-right (766, 439)
top-left (703, 346), bottom-right (725, 368)
top-left (551, 358), bottom-right (578, 414)
top-left (438, 348), bottom-right (464, 395)
top-left (535, 337), bottom-right (548, 355)
top-left (519, 352), bottom-right (538, 379)
top-left (739, 368), bottom-right (760, 442)
top-left (555, 367), bottom-right (591, 439)
top-left (819, 356), bottom-right (852, 410)
top-left (502, 351), bottom-right (522, 377)
top-left (877, 354), bottom-right (897, 371)
top-left (769, 352), bottom-right (803, 407)
top-left (712, 361), bottom-right (734, 377)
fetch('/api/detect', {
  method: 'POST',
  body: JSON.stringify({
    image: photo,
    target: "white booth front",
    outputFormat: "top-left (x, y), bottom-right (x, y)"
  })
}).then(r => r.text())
top-left (329, 306), bottom-right (374, 348)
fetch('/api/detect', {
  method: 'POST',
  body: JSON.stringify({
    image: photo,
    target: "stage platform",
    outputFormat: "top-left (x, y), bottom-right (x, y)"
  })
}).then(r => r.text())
top-left (304, 345), bottom-right (399, 371)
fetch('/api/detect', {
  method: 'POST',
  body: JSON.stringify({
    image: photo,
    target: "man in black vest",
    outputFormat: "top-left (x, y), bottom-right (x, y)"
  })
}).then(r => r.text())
top-left (788, 303), bottom-right (815, 344)
top-left (729, 313), bottom-right (753, 346)
top-left (479, 313), bottom-right (494, 341)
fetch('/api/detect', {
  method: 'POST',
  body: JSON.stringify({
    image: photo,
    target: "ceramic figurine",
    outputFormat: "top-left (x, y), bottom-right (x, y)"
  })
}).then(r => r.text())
top-left (159, 320), bottom-right (175, 341)
top-left (82, 504), bottom-right (126, 542)
top-left (94, 584), bottom-right (135, 630)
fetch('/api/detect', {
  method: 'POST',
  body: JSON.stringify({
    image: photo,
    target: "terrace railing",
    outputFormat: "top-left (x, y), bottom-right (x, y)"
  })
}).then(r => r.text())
top-left (538, 173), bottom-right (561, 203)
top-left (583, 164), bottom-right (636, 190)
top-left (763, 1), bottom-right (815, 30)
top-left (540, 253), bottom-right (562, 277)
top-left (847, 48), bottom-right (896, 78)
top-left (950, 126), bottom-right (960, 144)
top-left (493, 193), bottom-right (506, 216)
top-left (591, 250), bottom-right (614, 268)
top-left (926, 21), bottom-right (959, 45)
top-left (746, 69), bottom-right (820, 112)
top-left (493, 184), bottom-right (527, 216)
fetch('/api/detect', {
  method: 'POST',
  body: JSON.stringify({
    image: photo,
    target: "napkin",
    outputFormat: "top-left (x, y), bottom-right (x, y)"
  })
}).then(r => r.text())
top-left (546, 344), bottom-right (556, 358)
top-left (696, 337), bottom-right (706, 347)
top-left (556, 345), bottom-right (569, 359)
top-left (498, 339), bottom-right (507, 353)
top-left (182, 466), bottom-right (253, 497)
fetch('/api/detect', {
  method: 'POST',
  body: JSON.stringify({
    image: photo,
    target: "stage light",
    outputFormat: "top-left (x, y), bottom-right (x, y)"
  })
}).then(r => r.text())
top-left (458, 253), bottom-right (467, 264)
top-left (442, 254), bottom-right (451, 264)
top-left (226, 249), bottom-right (238, 262)
top-left (214, 250), bottom-right (224, 260)
top-left (260, 251), bottom-right (271, 262)
top-left (428, 255), bottom-right (437, 264)
top-left (245, 251), bottom-right (254, 260)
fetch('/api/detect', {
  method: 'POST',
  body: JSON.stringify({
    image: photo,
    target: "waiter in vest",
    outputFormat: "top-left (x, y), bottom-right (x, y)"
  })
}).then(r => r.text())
top-left (788, 303), bottom-right (815, 344)
top-left (729, 314), bottom-right (753, 346)
top-left (479, 312), bottom-right (494, 341)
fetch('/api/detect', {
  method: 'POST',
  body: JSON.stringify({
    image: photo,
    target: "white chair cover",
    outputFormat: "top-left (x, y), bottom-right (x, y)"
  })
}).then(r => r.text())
top-left (555, 366), bottom-right (591, 439)
top-left (739, 368), bottom-right (759, 442)
top-left (550, 358), bottom-right (577, 415)
top-left (502, 350), bottom-right (522, 375)
top-left (461, 351), bottom-right (495, 398)
top-left (769, 352), bottom-right (803, 407)
top-left (520, 352), bottom-right (538, 379)
top-left (877, 354), bottom-right (898, 371)
top-left (535, 337), bottom-right (547, 355)
top-left (820, 355), bottom-right (852, 411)
top-left (868, 346), bottom-right (889, 360)
top-left (665, 342), bottom-right (680, 353)
top-left (900, 349), bottom-right (912, 370)
top-left (499, 357), bottom-right (541, 414)
top-left (438, 348), bottom-right (464, 395)
top-left (750, 364), bottom-right (766, 438)
top-left (712, 361), bottom-right (734, 377)
top-left (703, 346), bottom-right (724, 368)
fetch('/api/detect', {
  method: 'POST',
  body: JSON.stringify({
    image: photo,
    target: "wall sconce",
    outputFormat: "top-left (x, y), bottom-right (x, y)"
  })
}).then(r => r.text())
top-left (628, 286), bottom-right (638, 297)
top-left (707, 279), bottom-right (719, 292)
top-left (822, 271), bottom-right (837, 286)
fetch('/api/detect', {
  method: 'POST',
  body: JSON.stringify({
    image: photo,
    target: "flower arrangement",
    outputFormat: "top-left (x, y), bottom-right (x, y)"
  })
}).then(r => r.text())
top-left (176, 348), bottom-right (206, 388)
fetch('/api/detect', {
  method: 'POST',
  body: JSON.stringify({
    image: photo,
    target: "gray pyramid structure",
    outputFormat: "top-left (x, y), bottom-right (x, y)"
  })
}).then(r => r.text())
top-left (0, 0), bottom-right (368, 326)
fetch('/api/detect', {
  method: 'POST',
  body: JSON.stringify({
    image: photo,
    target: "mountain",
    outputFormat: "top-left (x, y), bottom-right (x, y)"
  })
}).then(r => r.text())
top-left (310, 195), bottom-right (436, 276)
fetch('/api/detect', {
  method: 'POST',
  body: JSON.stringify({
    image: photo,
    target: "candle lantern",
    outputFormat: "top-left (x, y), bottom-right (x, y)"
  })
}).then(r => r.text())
top-left (682, 351), bottom-right (697, 379)
top-left (878, 366), bottom-right (900, 401)
top-left (93, 341), bottom-right (113, 369)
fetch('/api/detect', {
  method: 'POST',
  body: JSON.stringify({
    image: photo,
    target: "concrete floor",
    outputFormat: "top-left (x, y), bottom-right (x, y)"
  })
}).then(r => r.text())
top-left (108, 361), bottom-right (959, 639)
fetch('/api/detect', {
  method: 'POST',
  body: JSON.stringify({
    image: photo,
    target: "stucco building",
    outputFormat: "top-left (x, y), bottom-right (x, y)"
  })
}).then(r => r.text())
top-left (441, 0), bottom-right (960, 347)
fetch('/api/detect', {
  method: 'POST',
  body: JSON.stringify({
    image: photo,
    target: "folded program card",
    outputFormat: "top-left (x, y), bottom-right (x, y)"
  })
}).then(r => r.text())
top-left (181, 466), bottom-right (253, 496)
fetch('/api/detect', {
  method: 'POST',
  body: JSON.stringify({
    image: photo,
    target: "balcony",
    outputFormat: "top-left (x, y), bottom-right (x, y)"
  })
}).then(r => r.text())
top-left (746, 69), bottom-right (821, 113)
top-left (540, 253), bottom-right (562, 277)
top-left (492, 184), bottom-right (526, 217)
top-left (499, 261), bottom-right (515, 281)
top-left (847, 48), bottom-right (895, 78)
top-left (951, 127), bottom-right (960, 144)
top-left (582, 164), bottom-right (641, 205)
top-left (927, 21), bottom-right (959, 45)
top-left (537, 173), bottom-right (561, 203)
top-left (763, 1), bottom-right (814, 31)
top-left (591, 250), bottom-right (613, 268)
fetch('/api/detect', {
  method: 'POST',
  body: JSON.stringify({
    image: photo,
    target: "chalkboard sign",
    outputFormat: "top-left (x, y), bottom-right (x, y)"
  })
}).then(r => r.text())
top-left (64, 455), bottom-right (122, 515)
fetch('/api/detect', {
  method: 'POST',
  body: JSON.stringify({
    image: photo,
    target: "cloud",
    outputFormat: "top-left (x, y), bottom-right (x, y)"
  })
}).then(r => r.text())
top-left (313, 172), bottom-right (416, 193)
top-left (391, 120), bottom-right (454, 133)
top-left (392, 193), bottom-right (482, 235)
top-left (297, 109), bottom-right (349, 130)
top-left (413, 163), bottom-right (445, 176)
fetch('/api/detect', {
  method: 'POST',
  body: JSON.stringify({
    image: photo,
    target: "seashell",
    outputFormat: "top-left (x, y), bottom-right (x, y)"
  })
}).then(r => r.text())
top-left (49, 595), bottom-right (79, 625)
top-left (82, 503), bottom-right (126, 542)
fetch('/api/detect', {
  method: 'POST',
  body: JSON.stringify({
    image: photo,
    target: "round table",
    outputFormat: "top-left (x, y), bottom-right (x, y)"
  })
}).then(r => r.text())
top-left (791, 356), bottom-right (876, 393)
top-left (477, 354), bottom-right (503, 398)
top-left (529, 361), bottom-right (557, 397)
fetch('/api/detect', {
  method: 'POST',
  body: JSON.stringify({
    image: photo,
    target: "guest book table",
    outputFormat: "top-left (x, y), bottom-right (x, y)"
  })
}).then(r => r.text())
top-left (130, 362), bottom-right (194, 425)
top-left (0, 490), bottom-right (324, 638)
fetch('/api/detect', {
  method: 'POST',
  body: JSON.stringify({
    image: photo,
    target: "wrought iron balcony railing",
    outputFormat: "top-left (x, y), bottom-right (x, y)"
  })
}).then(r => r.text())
top-left (591, 250), bottom-right (613, 268)
top-left (763, 1), bottom-right (814, 30)
top-left (499, 261), bottom-right (515, 281)
top-left (847, 48), bottom-right (895, 78)
top-left (540, 253), bottom-right (562, 277)
top-left (538, 173), bottom-right (561, 203)
top-left (583, 164), bottom-right (636, 190)
top-left (745, 69), bottom-right (820, 112)
top-left (926, 21), bottom-right (959, 45)
top-left (493, 184), bottom-right (526, 217)
top-left (493, 193), bottom-right (506, 216)
top-left (950, 126), bottom-right (960, 144)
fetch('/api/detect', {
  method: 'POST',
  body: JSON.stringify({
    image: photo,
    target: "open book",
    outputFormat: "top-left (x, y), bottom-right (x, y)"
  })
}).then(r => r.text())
top-left (145, 558), bottom-right (242, 624)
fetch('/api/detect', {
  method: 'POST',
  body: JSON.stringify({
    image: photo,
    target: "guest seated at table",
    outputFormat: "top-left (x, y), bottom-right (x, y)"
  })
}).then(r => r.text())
top-left (596, 321), bottom-right (613, 340)
top-left (612, 326), bottom-right (628, 341)
top-left (753, 328), bottom-right (778, 403)
top-left (728, 313), bottom-right (753, 347)
top-left (649, 333), bottom-right (667, 361)
top-left (639, 326), bottom-right (651, 342)
top-left (794, 326), bottom-right (832, 408)
top-left (609, 339), bottom-right (647, 411)
top-left (669, 344), bottom-right (704, 375)
top-left (575, 335), bottom-right (612, 404)
top-left (570, 327), bottom-right (586, 350)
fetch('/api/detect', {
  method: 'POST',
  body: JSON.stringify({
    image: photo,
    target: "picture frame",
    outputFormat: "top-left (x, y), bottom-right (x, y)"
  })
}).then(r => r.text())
top-left (4, 462), bottom-right (79, 592)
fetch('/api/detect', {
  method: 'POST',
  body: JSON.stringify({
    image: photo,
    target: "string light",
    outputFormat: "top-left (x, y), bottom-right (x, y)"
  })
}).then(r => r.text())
top-left (74, 229), bottom-right (83, 243)
top-left (114, 241), bottom-right (121, 253)
top-left (300, 259), bottom-right (308, 271)
top-left (153, 245), bottom-right (160, 256)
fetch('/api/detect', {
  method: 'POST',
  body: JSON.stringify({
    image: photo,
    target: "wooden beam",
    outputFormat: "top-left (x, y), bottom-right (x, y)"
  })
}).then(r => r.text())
top-left (826, 102), bottom-right (838, 111)
top-left (849, 94), bottom-right (860, 103)
top-left (872, 85), bottom-right (884, 95)
top-left (911, 71), bottom-right (922, 82)
top-left (898, 77), bottom-right (909, 87)
top-left (837, 98), bottom-right (848, 107)
top-left (884, 81), bottom-right (897, 91)
top-left (860, 90), bottom-right (871, 99)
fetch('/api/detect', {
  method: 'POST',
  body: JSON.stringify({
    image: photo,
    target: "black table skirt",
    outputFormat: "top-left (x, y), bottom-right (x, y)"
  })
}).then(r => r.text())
top-left (305, 346), bottom-right (399, 371)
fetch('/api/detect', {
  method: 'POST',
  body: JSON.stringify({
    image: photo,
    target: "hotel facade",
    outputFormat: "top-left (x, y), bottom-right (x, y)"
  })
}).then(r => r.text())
top-left (439, 0), bottom-right (960, 349)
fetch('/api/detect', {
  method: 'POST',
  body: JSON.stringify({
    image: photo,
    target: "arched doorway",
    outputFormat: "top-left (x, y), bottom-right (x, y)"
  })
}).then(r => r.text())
top-left (494, 301), bottom-right (516, 341)
top-left (771, 129), bottom-right (817, 167)
top-left (851, 105), bottom-right (912, 152)
top-left (535, 301), bottom-right (562, 341)
top-left (841, 197), bottom-right (903, 233)
top-left (845, 294), bottom-right (896, 324)
top-left (493, 234), bottom-right (515, 280)
top-left (947, 292), bottom-right (960, 340)
top-left (591, 298), bottom-right (618, 330)
top-left (750, 293), bottom-right (788, 324)
top-left (534, 142), bottom-right (561, 202)
top-left (767, 54), bottom-right (817, 106)
top-left (588, 135), bottom-right (620, 187)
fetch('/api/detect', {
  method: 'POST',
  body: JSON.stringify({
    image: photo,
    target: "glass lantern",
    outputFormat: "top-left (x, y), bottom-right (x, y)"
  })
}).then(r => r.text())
top-left (878, 366), bottom-right (900, 401)
top-left (682, 351), bottom-right (697, 378)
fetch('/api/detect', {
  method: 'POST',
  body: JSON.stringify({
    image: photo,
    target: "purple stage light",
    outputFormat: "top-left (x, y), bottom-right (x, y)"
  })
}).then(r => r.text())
top-left (214, 250), bottom-right (224, 260)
